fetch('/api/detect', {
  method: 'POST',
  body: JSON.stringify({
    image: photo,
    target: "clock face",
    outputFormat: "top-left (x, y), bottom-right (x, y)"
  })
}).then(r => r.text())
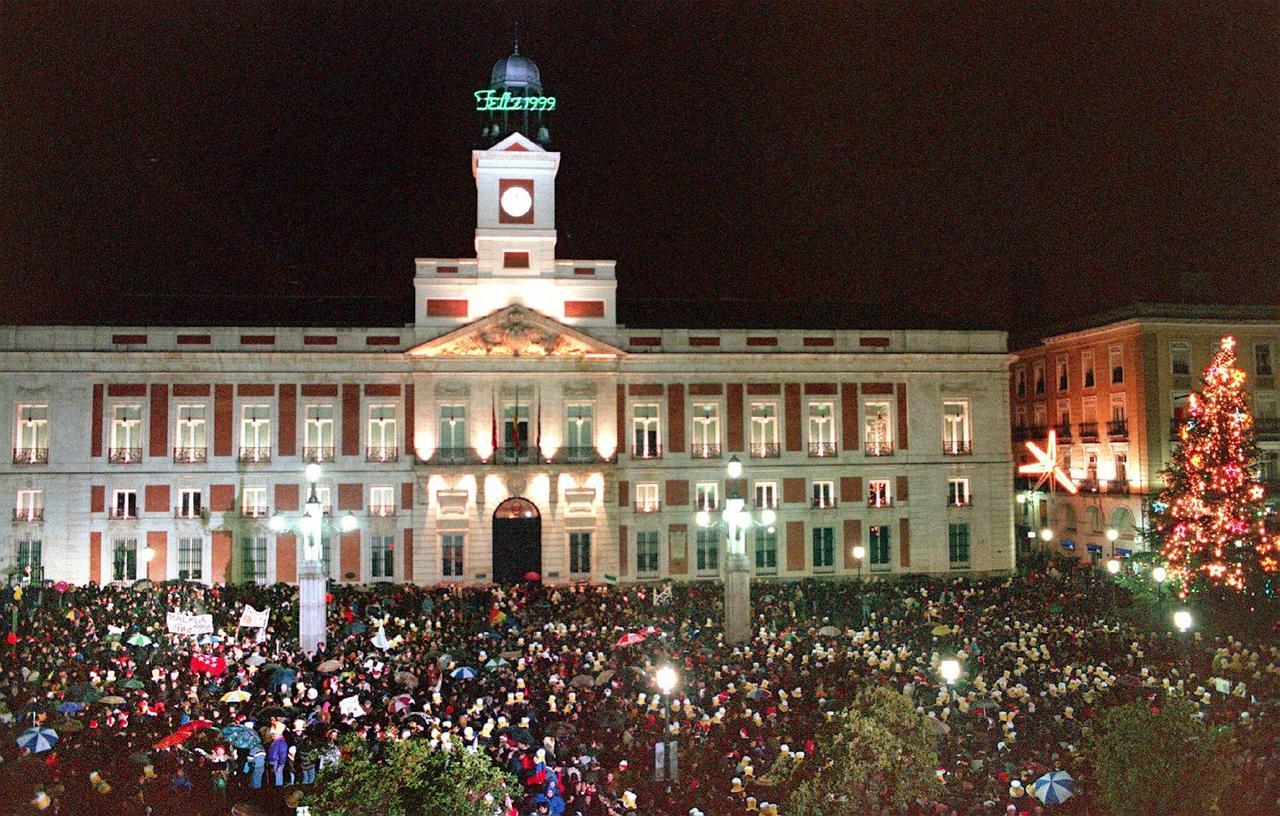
top-left (500, 185), bottom-right (533, 218)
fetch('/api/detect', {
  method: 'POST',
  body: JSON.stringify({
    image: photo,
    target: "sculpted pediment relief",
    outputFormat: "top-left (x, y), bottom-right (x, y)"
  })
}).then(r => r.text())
top-left (407, 306), bottom-right (622, 359)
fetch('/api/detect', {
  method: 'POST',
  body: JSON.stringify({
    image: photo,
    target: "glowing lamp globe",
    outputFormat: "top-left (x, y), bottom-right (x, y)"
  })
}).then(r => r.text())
top-left (852, 545), bottom-right (866, 561)
top-left (1106, 558), bottom-right (1120, 575)
top-left (1105, 528), bottom-right (1119, 542)
top-left (305, 463), bottom-right (322, 483)
top-left (268, 514), bottom-right (286, 533)
top-left (140, 547), bottom-right (155, 563)
top-left (1173, 609), bottom-right (1193, 633)
top-left (1040, 528), bottom-right (1054, 542)
top-left (340, 513), bottom-right (358, 533)
top-left (1152, 566), bottom-right (1168, 584)
top-left (939, 658), bottom-right (961, 685)
top-left (726, 455), bottom-right (743, 479)
top-left (724, 494), bottom-right (746, 517)
top-left (695, 510), bottom-right (711, 528)
top-left (655, 665), bottom-right (677, 694)
top-left (760, 508), bottom-right (776, 526)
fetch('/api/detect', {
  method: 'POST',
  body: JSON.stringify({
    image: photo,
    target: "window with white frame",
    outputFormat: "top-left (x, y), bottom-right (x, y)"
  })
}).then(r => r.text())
top-left (691, 403), bottom-right (720, 456)
top-left (1082, 350), bottom-right (1096, 388)
top-left (635, 482), bottom-right (660, 513)
top-left (749, 402), bottom-right (778, 455)
top-left (565, 404), bottom-right (593, 454)
top-left (632, 404), bottom-right (660, 457)
top-left (1057, 356), bottom-right (1069, 391)
top-left (1110, 393), bottom-right (1127, 423)
top-left (178, 488), bottom-right (202, 518)
top-left (1110, 345), bottom-right (1124, 384)
top-left (241, 535), bottom-right (267, 584)
top-left (438, 404), bottom-right (467, 452)
top-left (112, 538), bottom-right (137, 581)
top-left (110, 405), bottom-right (142, 461)
top-left (569, 531), bottom-right (591, 576)
top-left (313, 485), bottom-right (333, 515)
top-left (241, 486), bottom-right (268, 517)
top-left (754, 481), bottom-right (778, 509)
top-left (1014, 406), bottom-right (1027, 431)
top-left (753, 528), bottom-right (777, 572)
top-left (1033, 403), bottom-right (1047, 429)
top-left (1115, 453), bottom-right (1129, 484)
top-left (175, 405), bottom-right (207, 461)
top-left (942, 401), bottom-right (970, 453)
top-left (240, 405), bottom-right (271, 460)
top-left (1171, 341), bottom-right (1191, 376)
top-left (15, 405), bottom-right (49, 461)
top-left (17, 539), bottom-right (41, 573)
top-left (812, 526), bottom-right (834, 571)
top-left (370, 486), bottom-right (395, 516)
top-left (305, 405), bottom-right (335, 460)
top-left (635, 530), bottom-right (659, 575)
top-left (178, 536), bottom-right (203, 581)
top-left (1015, 367), bottom-right (1026, 397)
top-left (868, 478), bottom-right (891, 508)
top-left (1257, 343), bottom-right (1274, 376)
top-left (1056, 399), bottom-right (1071, 429)
top-left (15, 489), bottom-right (43, 521)
top-left (441, 533), bottom-right (464, 578)
top-left (319, 533), bottom-right (333, 577)
top-left (1033, 360), bottom-right (1046, 395)
top-left (695, 528), bottom-right (719, 575)
top-left (864, 401), bottom-right (893, 454)
top-left (948, 523), bottom-right (971, 567)
top-left (947, 477), bottom-right (971, 507)
top-left (503, 404), bottom-right (530, 450)
top-left (808, 402), bottom-right (835, 455)
top-left (869, 525), bottom-right (891, 569)
top-left (371, 534), bottom-right (394, 579)
top-left (111, 489), bottom-right (138, 519)
top-left (367, 405), bottom-right (397, 459)
top-left (695, 482), bottom-right (719, 511)
top-left (811, 480), bottom-right (835, 508)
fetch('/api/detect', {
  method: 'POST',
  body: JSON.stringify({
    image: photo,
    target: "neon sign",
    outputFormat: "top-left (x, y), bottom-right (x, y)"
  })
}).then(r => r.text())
top-left (475, 90), bottom-right (557, 112)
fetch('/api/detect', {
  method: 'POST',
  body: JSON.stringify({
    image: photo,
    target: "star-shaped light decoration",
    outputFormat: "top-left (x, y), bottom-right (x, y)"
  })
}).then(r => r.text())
top-left (1018, 430), bottom-right (1079, 494)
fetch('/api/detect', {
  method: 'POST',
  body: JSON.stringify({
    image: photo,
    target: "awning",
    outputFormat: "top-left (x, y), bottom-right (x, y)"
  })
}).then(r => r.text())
top-left (1115, 548), bottom-right (1133, 557)
top-left (1087, 544), bottom-right (1103, 553)
top-left (1060, 540), bottom-right (1077, 550)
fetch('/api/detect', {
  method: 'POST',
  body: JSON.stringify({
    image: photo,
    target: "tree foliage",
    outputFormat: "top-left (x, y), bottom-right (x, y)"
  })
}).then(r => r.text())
top-left (786, 686), bottom-right (940, 816)
top-left (304, 736), bottom-right (517, 816)
top-left (1086, 699), bottom-right (1238, 816)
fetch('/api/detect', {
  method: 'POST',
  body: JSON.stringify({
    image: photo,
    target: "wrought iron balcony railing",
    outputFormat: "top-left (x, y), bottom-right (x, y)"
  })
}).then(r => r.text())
top-left (303, 445), bottom-right (335, 463)
top-left (12, 508), bottom-right (44, 522)
top-left (241, 506), bottom-right (271, 518)
top-left (634, 500), bottom-right (661, 513)
top-left (690, 443), bottom-right (722, 459)
top-left (108, 507), bottom-right (137, 520)
top-left (1256, 417), bottom-right (1280, 440)
top-left (631, 444), bottom-right (663, 460)
top-left (1027, 426), bottom-right (1047, 440)
top-left (558, 446), bottom-right (599, 464)
top-left (811, 498), bottom-right (837, 509)
top-left (948, 496), bottom-right (974, 508)
top-left (369, 505), bottom-right (396, 518)
top-left (942, 440), bottom-right (972, 455)
top-left (496, 446), bottom-right (539, 464)
top-left (108, 447), bottom-right (142, 464)
top-left (1053, 423), bottom-right (1073, 442)
top-left (12, 447), bottom-right (48, 465)
top-left (1078, 422), bottom-right (1099, 442)
top-left (173, 507), bottom-right (206, 520)
top-left (173, 446), bottom-right (207, 463)
top-left (366, 446), bottom-right (399, 463)
top-left (431, 447), bottom-right (477, 465)
top-left (238, 446), bottom-right (271, 464)
top-left (864, 441), bottom-right (894, 457)
top-left (750, 442), bottom-right (781, 459)
top-left (1106, 420), bottom-right (1128, 440)
top-left (809, 441), bottom-right (838, 458)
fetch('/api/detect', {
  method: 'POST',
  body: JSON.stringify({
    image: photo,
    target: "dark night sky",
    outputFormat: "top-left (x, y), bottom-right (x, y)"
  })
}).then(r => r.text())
top-left (1, 2), bottom-right (1276, 340)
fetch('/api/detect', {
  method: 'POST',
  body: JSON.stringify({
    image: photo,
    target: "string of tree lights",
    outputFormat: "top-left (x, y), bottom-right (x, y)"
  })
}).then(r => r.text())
top-left (1154, 336), bottom-right (1280, 598)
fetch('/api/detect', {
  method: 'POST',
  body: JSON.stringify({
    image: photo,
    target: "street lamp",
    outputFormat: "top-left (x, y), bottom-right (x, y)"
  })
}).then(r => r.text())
top-left (1152, 565), bottom-right (1168, 609)
top-left (1173, 609), bottom-right (1193, 633)
top-left (1040, 528), bottom-right (1054, 542)
top-left (1106, 557), bottom-right (1120, 575)
top-left (654, 665), bottom-right (679, 789)
top-left (698, 456), bottom-right (763, 644)
top-left (726, 454), bottom-right (743, 479)
top-left (1105, 527), bottom-right (1119, 542)
top-left (939, 658), bottom-right (961, 685)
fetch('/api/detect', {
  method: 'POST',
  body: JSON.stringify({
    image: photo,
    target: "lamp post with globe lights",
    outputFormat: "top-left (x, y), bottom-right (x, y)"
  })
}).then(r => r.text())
top-left (697, 455), bottom-right (771, 644)
top-left (654, 664), bottom-right (679, 789)
top-left (268, 463), bottom-right (357, 653)
top-left (1173, 608), bottom-right (1193, 633)
top-left (1152, 565), bottom-right (1168, 609)
top-left (939, 657), bottom-right (962, 686)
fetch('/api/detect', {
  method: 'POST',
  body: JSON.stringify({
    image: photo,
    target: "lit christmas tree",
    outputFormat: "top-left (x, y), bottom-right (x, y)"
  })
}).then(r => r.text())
top-left (1154, 336), bottom-right (1279, 596)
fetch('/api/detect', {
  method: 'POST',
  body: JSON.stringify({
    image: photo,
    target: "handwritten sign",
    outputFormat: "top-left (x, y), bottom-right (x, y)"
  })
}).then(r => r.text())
top-left (166, 612), bottom-right (214, 636)
top-left (239, 605), bottom-right (270, 629)
top-left (475, 89), bottom-right (556, 112)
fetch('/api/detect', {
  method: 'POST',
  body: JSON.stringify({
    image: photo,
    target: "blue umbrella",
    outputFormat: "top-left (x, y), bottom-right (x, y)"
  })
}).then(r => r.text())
top-left (220, 725), bottom-right (261, 750)
top-left (17, 727), bottom-right (58, 753)
top-left (269, 668), bottom-right (297, 689)
top-left (57, 702), bottom-right (84, 715)
top-left (450, 666), bottom-right (478, 680)
top-left (1033, 770), bottom-right (1075, 805)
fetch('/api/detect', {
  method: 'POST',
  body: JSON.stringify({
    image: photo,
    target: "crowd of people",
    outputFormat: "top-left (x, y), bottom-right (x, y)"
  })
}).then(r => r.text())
top-left (0, 560), bottom-right (1277, 815)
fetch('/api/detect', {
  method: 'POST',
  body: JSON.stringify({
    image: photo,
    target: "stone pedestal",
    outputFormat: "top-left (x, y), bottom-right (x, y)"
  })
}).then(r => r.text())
top-left (724, 552), bottom-right (752, 644)
top-left (298, 560), bottom-right (327, 655)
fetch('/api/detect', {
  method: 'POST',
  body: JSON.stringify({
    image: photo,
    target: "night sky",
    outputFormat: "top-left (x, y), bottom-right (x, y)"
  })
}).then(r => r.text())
top-left (1, 2), bottom-right (1275, 341)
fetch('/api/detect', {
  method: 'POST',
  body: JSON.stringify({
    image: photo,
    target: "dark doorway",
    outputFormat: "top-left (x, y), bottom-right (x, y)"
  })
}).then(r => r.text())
top-left (492, 497), bottom-right (541, 583)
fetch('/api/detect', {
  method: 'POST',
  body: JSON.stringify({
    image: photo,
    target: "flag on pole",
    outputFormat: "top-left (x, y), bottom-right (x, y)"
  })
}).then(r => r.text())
top-left (536, 388), bottom-right (542, 452)
top-left (491, 392), bottom-right (498, 453)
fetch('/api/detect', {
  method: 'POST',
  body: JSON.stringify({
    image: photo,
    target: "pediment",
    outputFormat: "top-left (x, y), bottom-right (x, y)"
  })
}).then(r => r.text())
top-left (407, 306), bottom-right (623, 359)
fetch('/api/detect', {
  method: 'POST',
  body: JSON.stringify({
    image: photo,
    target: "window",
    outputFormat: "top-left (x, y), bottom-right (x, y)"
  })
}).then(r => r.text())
top-left (695, 482), bottom-right (719, 511)
top-left (1033, 360), bottom-right (1045, 395)
top-left (1057, 356), bottom-right (1069, 391)
top-left (569, 531), bottom-right (591, 576)
top-left (1056, 400), bottom-right (1071, 429)
top-left (811, 480), bottom-right (834, 509)
top-left (175, 405), bottom-right (207, 461)
top-left (565, 405), bottom-right (593, 456)
top-left (635, 483), bottom-right (660, 513)
top-left (869, 525), bottom-right (891, 569)
top-left (696, 528), bottom-right (720, 575)
top-left (16, 539), bottom-right (41, 573)
top-left (864, 402), bottom-right (893, 455)
top-left (631, 404), bottom-right (660, 457)
top-left (112, 538), bottom-right (138, 581)
top-left (1257, 343), bottom-right (1274, 377)
top-left (754, 481), bottom-right (778, 509)
top-left (370, 486), bottom-right (395, 517)
top-left (948, 523), bottom-right (971, 567)
top-left (319, 534), bottom-right (333, 577)
top-left (241, 535), bottom-right (268, 584)
top-left (1082, 350), bottom-right (1096, 388)
top-left (1171, 341), bottom-right (1191, 376)
top-left (1033, 403), bottom-right (1047, 429)
top-left (1014, 406), bottom-right (1027, 431)
top-left (868, 478), bottom-right (891, 508)
top-left (371, 534), bottom-right (394, 579)
top-left (367, 405), bottom-right (397, 460)
top-left (808, 402), bottom-right (836, 455)
top-left (437, 404), bottom-right (467, 453)
top-left (503, 403), bottom-right (531, 451)
top-left (178, 536), bottom-right (203, 581)
top-left (636, 531), bottom-right (659, 575)
top-left (242, 487), bottom-right (268, 517)
top-left (1115, 453), bottom-right (1128, 485)
top-left (691, 403), bottom-right (720, 456)
top-left (15, 488), bottom-right (43, 521)
top-left (942, 401), bottom-right (970, 454)
top-left (178, 489), bottom-right (202, 518)
top-left (110, 405), bottom-right (143, 462)
top-left (812, 527), bottom-right (834, 571)
top-left (1087, 453), bottom-right (1099, 482)
top-left (15, 405), bottom-right (49, 462)
top-left (240, 405), bottom-right (271, 461)
top-left (1257, 392), bottom-right (1278, 419)
top-left (947, 478), bottom-right (970, 507)
top-left (305, 405), bottom-right (335, 460)
top-left (1110, 345), bottom-right (1124, 384)
top-left (754, 528), bottom-right (777, 572)
top-left (1110, 394), bottom-right (1127, 422)
top-left (749, 403), bottom-right (778, 456)
top-left (442, 533), bottom-right (464, 578)
top-left (111, 489), bottom-right (138, 519)
top-left (313, 486), bottom-right (333, 515)
top-left (1015, 368), bottom-right (1026, 397)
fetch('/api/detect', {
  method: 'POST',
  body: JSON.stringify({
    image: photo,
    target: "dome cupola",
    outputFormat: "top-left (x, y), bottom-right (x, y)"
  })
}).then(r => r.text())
top-left (477, 45), bottom-right (553, 147)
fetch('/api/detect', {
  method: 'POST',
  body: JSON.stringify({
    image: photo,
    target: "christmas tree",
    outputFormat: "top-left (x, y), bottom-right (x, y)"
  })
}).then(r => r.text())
top-left (1154, 336), bottom-right (1279, 596)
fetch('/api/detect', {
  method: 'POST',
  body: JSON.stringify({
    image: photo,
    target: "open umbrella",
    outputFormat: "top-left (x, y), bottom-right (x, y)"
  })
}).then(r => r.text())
top-left (394, 671), bottom-right (419, 689)
top-left (16, 727), bottom-right (58, 753)
top-left (220, 690), bottom-right (251, 703)
top-left (343, 622), bottom-right (368, 636)
top-left (99, 695), bottom-right (126, 706)
top-left (220, 725), bottom-right (261, 750)
top-left (260, 663), bottom-right (285, 674)
top-left (595, 670), bottom-right (615, 687)
top-left (57, 702), bottom-right (84, 715)
top-left (484, 658), bottom-right (509, 672)
top-left (570, 675), bottom-right (594, 689)
top-left (450, 666), bottom-right (477, 680)
top-left (269, 669), bottom-right (297, 689)
top-left (388, 694), bottom-right (414, 714)
top-left (546, 721), bottom-right (576, 737)
top-left (615, 632), bottom-right (646, 648)
top-left (317, 659), bottom-right (343, 673)
top-left (257, 706), bottom-right (288, 722)
top-left (1032, 770), bottom-right (1075, 805)
top-left (126, 633), bottom-right (153, 647)
top-left (817, 625), bottom-right (841, 637)
top-left (970, 698), bottom-right (999, 711)
top-left (121, 679), bottom-right (145, 690)
top-left (154, 729), bottom-right (195, 750)
top-left (245, 654), bottom-right (267, 667)
top-left (930, 624), bottom-right (952, 637)
top-left (523, 571), bottom-right (541, 582)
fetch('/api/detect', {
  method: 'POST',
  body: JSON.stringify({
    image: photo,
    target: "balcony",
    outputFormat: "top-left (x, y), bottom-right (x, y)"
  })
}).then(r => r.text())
top-left (634, 501), bottom-right (661, 514)
top-left (1012, 426), bottom-right (1030, 442)
top-left (557, 446), bottom-right (601, 464)
top-left (868, 497), bottom-right (893, 509)
top-left (1078, 422), bottom-right (1099, 442)
top-left (430, 447), bottom-right (478, 465)
top-left (632, 444), bottom-right (663, 460)
top-left (1106, 420), bottom-right (1129, 441)
top-left (241, 506), bottom-right (270, 519)
top-left (864, 441), bottom-right (894, 457)
top-left (369, 505), bottom-right (396, 518)
top-left (12, 508), bottom-right (43, 523)
top-left (173, 446), bottom-right (207, 464)
top-left (750, 441), bottom-right (780, 459)
top-left (12, 447), bottom-right (48, 465)
top-left (1028, 425), bottom-right (1047, 441)
top-left (1256, 417), bottom-right (1280, 441)
top-left (303, 446), bottom-right (335, 463)
top-left (947, 497), bottom-right (973, 508)
top-left (942, 440), bottom-right (972, 456)
top-left (690, 443), bottom-right (722, 459)
top-left (809, 441), bottom-right (838, 458)
top-left (107, 507), bottom-right (137, 520)
top-left (1078, 478), bottom-right (1132, 495)
top-left (1053, 423), bottom-right (1073, 442)
top-left (238, 446), bottom-right (272, 464)
top-left (811, 499), bottom-right (837, 509)
top-left (366, 446), bottom-right (399, 463)
top-left (495, 446), bottom-right (540, 464)
top-left (173, 507), bottom-right (206, 520)
top-left (108, 447), bottom-right (142, 464)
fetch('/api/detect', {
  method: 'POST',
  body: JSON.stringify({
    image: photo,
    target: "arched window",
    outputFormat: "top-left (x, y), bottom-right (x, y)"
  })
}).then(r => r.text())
top-left (1085, 505), bottom-right (1103, 533)
top-left (1110, 506), bottom-right (1135, 538)
top-left (1057, 504), bottom-right (1077, 531)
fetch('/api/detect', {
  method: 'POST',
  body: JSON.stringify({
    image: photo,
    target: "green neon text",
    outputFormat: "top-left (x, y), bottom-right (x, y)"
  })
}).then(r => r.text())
top-left (475, 90), bottom-right (557, 112)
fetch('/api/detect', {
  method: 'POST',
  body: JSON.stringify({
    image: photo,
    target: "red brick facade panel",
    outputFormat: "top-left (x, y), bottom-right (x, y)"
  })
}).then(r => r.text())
top-left (209, 484), bottom-right (235, 512)
top-left (896, 476), bottom-right (909, 501)
top-left (841, 383), bottom-right (859, 451)
top-left (786, 521), bottom-right (805, 572)
top-left (899, 518), bottom-right (911, 568)
top-left (144, 484), bottom-right (169, 513)
top-left (91, 384), bottom-right (104, 457)
top-left (746, 383), bottom-right (781, 395)
top-left (861, 382), bottom-right (894, 394)
top-left (627, 384), bottom-right (664, 396)
top-left (726, 384), bottom-right (744, 452)
top-left (338, 483), bottom-right (363, 511)
top-left (782, 478), bottom-right (806, 505)
top-left (803, 383), bottom-right (837, 395)
top-left (278, 384), bottom-right (296, 457)
top-left (212, 532), bottom-right (232, 583)
top-left (275, 483), bottom-right (299, 512)
top-left (617, 480), bottom-right (629, 508)
top-left (615, 384), bottom-right (626, 454)
top-left (107, 384), bottom-right (147, 397)
top-left (172, 384), bottom-right (210, 397)
top-left (784, 383), bottom-right (802, 451)
top-left (276, 534), bottom-right (297, 584)
top-left (688, 337), bottom-right (720, 347)
top-left (668, 523), bottom-right (687, 575)
top-left (402, 529), bottom-right (414, 581)
top-left (341, 385), bottom-right (360, 456)
top-left (618, 525), bottom-right (629, 577)
top-left (90, 485), bottom-right (104, 513)
top-left (688, 383), bottom-right (723, 396)
top-left (147, 531), bottom-right (167, 581)
top-left (404, 384), bottom-right (415, 456)
top-left (840, 476), bottom-right (862, 504)
top-left (214, 385), bottom-right (233, 456)
top-left (842, 520), bottom-right (862, 571)
top-left (503, 251), bottom-right (530, 268)
top-left (301, 384), bottom-right (338, 397)
top-left (240, 335), bottom-right (275, 345)
top-left (897, 383), bottom-right (909, 450)
top-left (177, 334), bottom-right (211, 345)
top-left (303, 336), bottom-right (338, 346)
top-left (427, 299), bottom-right (469, 317)
top-left (89, 532), bottom-right (101, 583)
top-left (859, 336), bottom-right (891, 347)
top-left (746, 337), bottom-right (778, 347)
top-left (363, 384), bottom-right (401, 397)
top-left (667, 385), bottom-right (685, 452)
top-left (401, 482), bottom-right (414, 511)
top-left (365, 336), bottom-right (400, 346)
top-left (665, 479), bottom-right (689, 506)
top-left (340, 532), bottom-right (361, 581)
top-left (802, 336), bottom-right (835, 347)
top-left (236, 384), bottom-right (274, 397)
top-left (564, 300), bottom-right (604, 318)
top-left (149, 385), bottom-right (168, 457)
top-left (629, 337), bottom-right (662, 347)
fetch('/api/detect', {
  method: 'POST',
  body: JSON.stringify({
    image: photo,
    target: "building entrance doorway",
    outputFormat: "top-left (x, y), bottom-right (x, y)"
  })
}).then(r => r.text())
top-left (492, 497), bottom-right (541, 583)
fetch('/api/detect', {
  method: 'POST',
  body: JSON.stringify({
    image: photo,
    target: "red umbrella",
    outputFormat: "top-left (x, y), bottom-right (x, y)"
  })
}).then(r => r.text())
top-left (189, 654), bottom-right (227, 676)
top-left (54, 581), bottom-right (70, 593)
top-left (180, 719), bottom-right (214, 733)
top-left (615, 633), bottom-right (646, 648)
top-left (524, 571), bottom-right (541, 582)
top-left (153, 729), bottom-right (194, 750)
